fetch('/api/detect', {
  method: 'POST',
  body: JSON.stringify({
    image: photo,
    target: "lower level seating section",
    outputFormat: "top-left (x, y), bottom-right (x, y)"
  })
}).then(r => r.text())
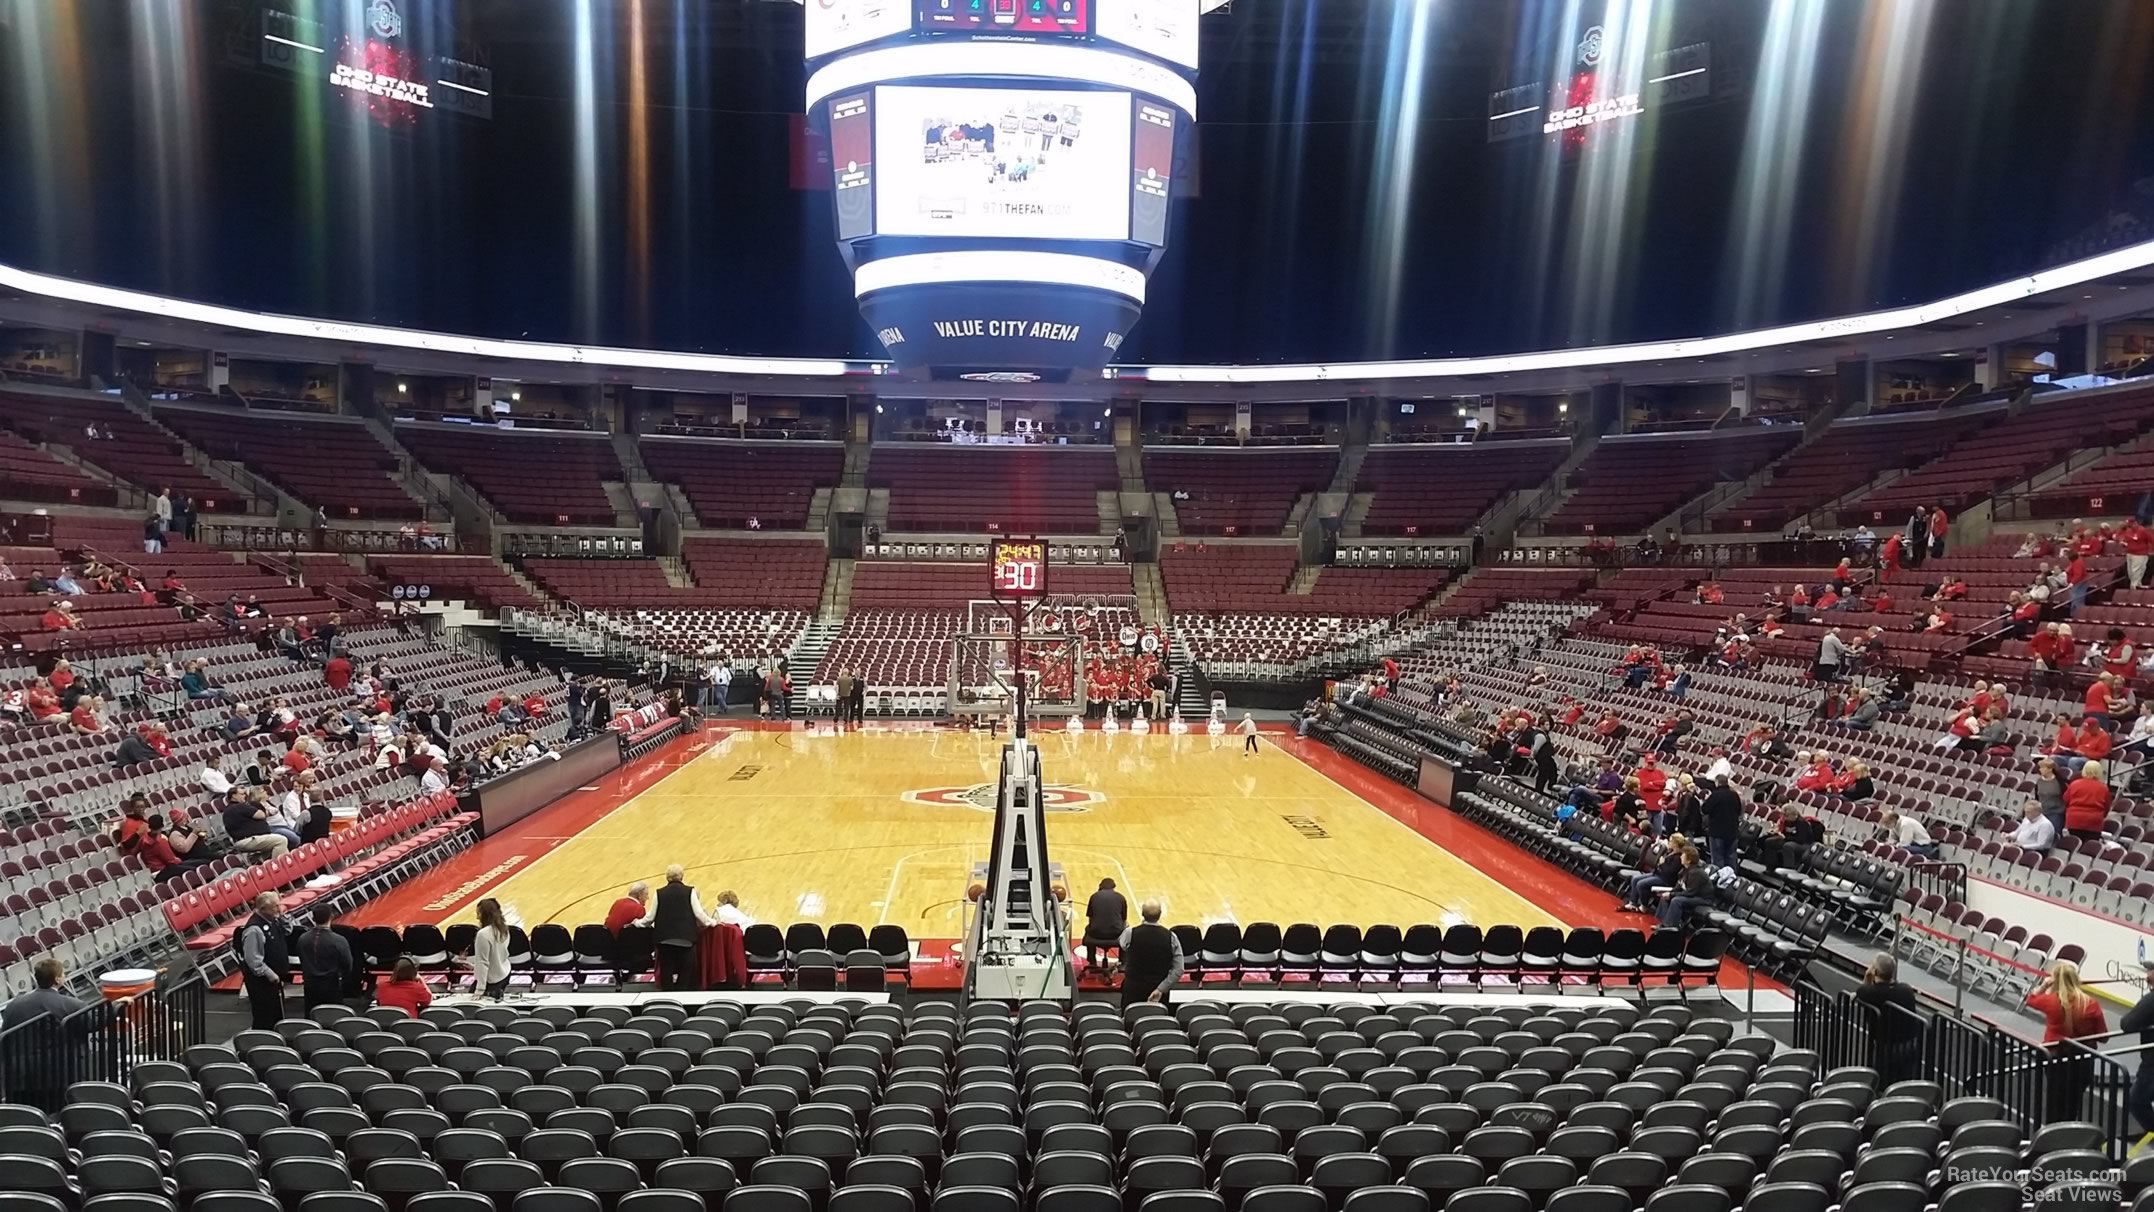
top-left (0, 390), bottom-right (241, 512)
top-left (1146, 448), bottom-right (1340, 535)
top-left (640, 439), bottom-right (842, 530)
top-left (396, 424), bottom-right (623, 525)
top-left (0, 430), bottom-right (119, 507)
top-left (155, 406), bottom-right (425, 520)
top-left (1432, 568), bottom-right (1596, 618)
top-left (569, 541), bottom-right (825, 662)
top-left (1360, 580), bottom-right (2154, 949)
top-left (1847, 383), bottom-right (2154, 521)
top-left (365, 556), bottom-right (547, 612)
top-left (17, 992), bottom-right (2109, 1212)
top-left (872, 446), bottom-right (1118, 534)
top-left (1711, 410), bottom-right (1992, 533)
top-left (824, 563), bottom-right (1134, 692)
top-left (1173, 568), bottom-right (1451, 670)
top-left (0, 625), bottom-right (563, 995)
top-left (1357, 441), bottom-right (1568, 535)
top-left (1542, 429), bottom-right (1799, 536)
top-left (3, 522), bottom-right (339, 653)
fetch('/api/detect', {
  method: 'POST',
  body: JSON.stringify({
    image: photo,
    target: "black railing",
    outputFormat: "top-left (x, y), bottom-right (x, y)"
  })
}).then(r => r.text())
top-left (0, 969), bottom-right (208, 1109)
top-left (1793, 980), bottom-right (2136, 1159)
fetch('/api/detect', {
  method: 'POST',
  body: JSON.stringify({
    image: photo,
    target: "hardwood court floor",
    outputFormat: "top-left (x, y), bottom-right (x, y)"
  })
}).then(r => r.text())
top-left (445, 728), bottom-right (1567, 939)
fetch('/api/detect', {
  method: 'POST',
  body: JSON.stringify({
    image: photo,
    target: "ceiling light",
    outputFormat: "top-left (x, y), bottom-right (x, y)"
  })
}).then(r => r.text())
top-left (397, 383), bottom-right (408, 393)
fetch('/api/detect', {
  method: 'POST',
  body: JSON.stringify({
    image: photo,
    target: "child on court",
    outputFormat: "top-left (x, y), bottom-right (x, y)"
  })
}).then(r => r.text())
top-left (1239, 713), bottom-right (1259, 754)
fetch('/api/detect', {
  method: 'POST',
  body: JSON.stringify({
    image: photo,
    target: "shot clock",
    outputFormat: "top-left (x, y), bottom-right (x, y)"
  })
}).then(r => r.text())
top-left (989, 538), bottom-right (1049, 601)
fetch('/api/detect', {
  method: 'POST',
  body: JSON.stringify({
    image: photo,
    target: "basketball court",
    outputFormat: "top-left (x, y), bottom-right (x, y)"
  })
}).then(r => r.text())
top-left (363, 725), bottom-right (1619, 946)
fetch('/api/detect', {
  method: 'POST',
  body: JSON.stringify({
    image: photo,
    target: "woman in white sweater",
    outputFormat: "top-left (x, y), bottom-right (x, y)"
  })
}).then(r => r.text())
top-left (468, 898), bottom-right (513, 999)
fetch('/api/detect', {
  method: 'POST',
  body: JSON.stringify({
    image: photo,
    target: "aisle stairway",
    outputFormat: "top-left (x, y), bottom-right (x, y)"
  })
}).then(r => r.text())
top-left (786, 619), bottom-right (841, 716)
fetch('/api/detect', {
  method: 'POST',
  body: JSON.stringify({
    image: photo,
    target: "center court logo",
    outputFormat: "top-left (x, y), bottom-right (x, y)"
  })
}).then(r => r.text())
top-left (903, 783), bottom-right (1103, 813)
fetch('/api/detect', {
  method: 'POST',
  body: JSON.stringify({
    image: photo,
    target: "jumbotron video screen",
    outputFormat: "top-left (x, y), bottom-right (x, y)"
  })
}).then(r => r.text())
top-left (874, 85), bottom-right (1134, 241)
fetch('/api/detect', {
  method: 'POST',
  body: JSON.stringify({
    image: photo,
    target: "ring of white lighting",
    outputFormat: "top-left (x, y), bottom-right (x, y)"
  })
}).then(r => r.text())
top-left (854, 254), bottom-right (1146, 305)
top-left (4, 235), bottom-right (2154, 384)
top-left (806, 42), bottom-right (1197, 119)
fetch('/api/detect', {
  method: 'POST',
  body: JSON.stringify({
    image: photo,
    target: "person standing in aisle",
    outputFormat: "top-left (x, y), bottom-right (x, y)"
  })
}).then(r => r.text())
top-left (639, 866), bottom-right (716, 992)
top-left (235, 893), bottom-right (291, 1028)
top-left (1117, 900), bottom-right (1183, 1007)
top-left (467, 898), bottom-right (514, 1000)
top-left (1239, 713), bottom-right (1259, 755)
top-left (297, 908), bottom-right (354, 1012)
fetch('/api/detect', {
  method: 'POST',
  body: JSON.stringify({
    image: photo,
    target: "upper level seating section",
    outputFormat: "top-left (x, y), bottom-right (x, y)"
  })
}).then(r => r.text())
top-left (1158, 545), bottom-right (1299, 614)
top-left (1542, 429), bottom-right (1799, 535)
top-left (871, 446), bottom-right (1117, 534)
top-left (2031, 410), bottom-right (2154, 517)
top-left (679, 540), bottom-right (825, 610)
top-left (851, 560), bottom-right (1132, 610)
top-left (1849, 384), bottom-right (2154, 520)
top-left (0, 391), bottom-right (239, 511)
top-left (1357, 442), bottom-right (1568, 535)
top-left (640, 439), bottom-right (842, 529)
top-left (155, 407), bottom-right (423, 520)
top-left (1434, 567), bottom-right (1597, 617)
top-left (521, 559), bottom-right (706, 609)
top-left (365, 555), bottom-right (545, 611)
top-left (1146, 448), bottom-right (1339, 534)
top-left (1712, 411), bottom-right (1993, 532)
top-left (0, 430), bottom-right (117, 507)
top-left (1294, 567), bottom-right (1450, 617)
top-left (396, 424), bottom-right (623, 525)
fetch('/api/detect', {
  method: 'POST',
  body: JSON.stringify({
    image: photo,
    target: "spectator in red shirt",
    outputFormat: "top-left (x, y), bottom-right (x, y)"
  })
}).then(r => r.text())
top-left (2063, 764), bottom-right (2112, 838)
top-left (605, 882), bottom-right (651, 934)
top-left (372, 958), bottom-right (435, 1019)
top-left (2122, 519), bottom-right (2154, 590)
top-left (2086, 672), bottom-right (2124, 730)
top-left (2070, 718), bottom-right (2113, 775)
top-left (2047, 712), bottom-right (2080, 756)
top-left (2096, 628), bottom-right (2136, 679)
top-left (1878, 532), bottom-right (1902, 581)
top-left (324, 654), bottom-right (353, 692)
top-left (1790, 584), bottom-right (1811, 609)
top-left (1933, 577), bottom-right (1968, 601)
top-left (24, 679), bottom-right (61, 723)
top-left (520, 693), bottom-right (547, 718)
top-left (280, 742), bottom-right (312, 774)
top-left (1928, 506), bottom-right (1949, 559)
top-left (2065, 553), bottom-right (2090, 617)
top-left (40, 600), bottom-right (83, 631)
top-left (67, 695), bottom-right (109, 736)
top-left (2029, 622), bottom-right (2077, 691)
top-left (1794, 754), bottom-right (1836, 792)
